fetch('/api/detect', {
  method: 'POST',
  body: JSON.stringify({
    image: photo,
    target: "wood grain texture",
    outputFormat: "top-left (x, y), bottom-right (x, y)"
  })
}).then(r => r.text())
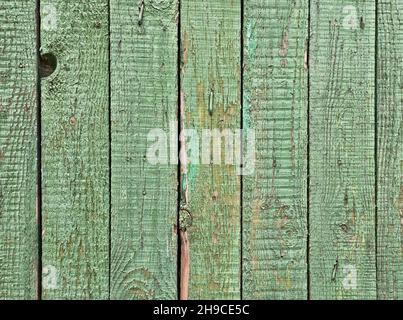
top-left (377, 0), bottom-right (403, 300)
top-left (110, 0), bottom-right (178, 299)
top-left (242, 0), bottom-right (308, 299)
top-left (180, 0), bottom-right (241, 299)
top-left (40, 1), bottom-right (109, 299)
top-left (309, 0), bottom-right (376, 299)
top-left (0, 0), bottom-right (38, 299)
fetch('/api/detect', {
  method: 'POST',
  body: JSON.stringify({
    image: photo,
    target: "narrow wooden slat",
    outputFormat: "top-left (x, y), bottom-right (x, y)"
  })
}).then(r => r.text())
top-left (40, 1), bottom-right (109, 299)
top-left (110, 0), bottom-right (178, 299)
top-left (377, 0), bottom-right (403, 300)
top-left (242, 0), bottom-right (308, 299)
top-left (180, 0), bottom-right (241, 299)
top-left (0, 0), bottom-right (38, 299)
top-left (309, 0), bottom-right (376, 299)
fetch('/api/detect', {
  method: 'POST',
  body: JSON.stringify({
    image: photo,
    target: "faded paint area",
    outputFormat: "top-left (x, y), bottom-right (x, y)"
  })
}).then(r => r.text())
top-left (181, 0), bottom-right (241, 299)
top-left (182, 31), bottom-right (190, 67)
top-left (196, 82), bottom-right (206, 128)
top-left (42, 4), bottom-right (58, 31)
top-left (246, 21), bottom-right (257, 60)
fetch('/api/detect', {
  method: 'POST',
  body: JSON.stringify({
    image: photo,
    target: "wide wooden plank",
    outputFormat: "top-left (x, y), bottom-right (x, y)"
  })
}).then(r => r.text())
top-left (40, 1), bottom-right (109, 299)
top-left (0, 0), bottom-right (38, 299)
top-left (309, 0), bottom-right (376, 299)
top-left (242, 0), bottom-right (308, 299)
top-left (180, 0), bottom-right (241, 299)
top-left (110, 0), bottom-right (178, 299)
top-left (377, 0), bottom-right (403, 300)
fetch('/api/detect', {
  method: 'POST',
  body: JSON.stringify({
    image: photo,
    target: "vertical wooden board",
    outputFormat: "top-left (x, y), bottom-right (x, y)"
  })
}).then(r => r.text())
top-left (180, 0), bottom-right (241, 299)
top-left (40, 1), bottom-right (109, 299)
top-left (243, 0), bottom-right (308, 299)
top-left (309, 0), bottom-right (376, 299)
top-left (110, 0), bottom-right (178, 299)
top-left (0, 0), bottom-right (38, 299)
top-left (377, 0), bottom-right (403, 300)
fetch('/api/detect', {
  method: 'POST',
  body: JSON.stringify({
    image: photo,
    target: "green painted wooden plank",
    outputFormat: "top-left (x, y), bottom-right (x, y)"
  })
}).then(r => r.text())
top-left (242, 0), bottom-right (308, 300)
top-left (110, 0), bottom-right (178, 299)
top-left (309, 0), bottom-right (376, 299)
top-left (0, 0), bottom-right (38, 299)
top-left (377, 0), bottom-right (403, 300)
top-left (180, 0), bottom-right (241, 299)
top-left (40, 1), bottom-right (109, 299)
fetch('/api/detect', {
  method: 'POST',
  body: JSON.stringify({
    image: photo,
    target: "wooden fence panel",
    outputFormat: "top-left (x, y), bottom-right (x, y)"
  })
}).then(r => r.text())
top-left (180, 0), bottom-right (241, 299)
top-left (242, 0), bottom-right (309, 299)
top-left (0, 0), bottom-right (38, 299)
top-left (3, 0), bottom-right (403, 301)
top-left (110, 0), bottom-right (179, 299)
top-left (309, 0), bottom-right (376, 299)
top-left (40, 1), bottom-right (110, 299)
top-left (376, 0), bottom-right (403, 300)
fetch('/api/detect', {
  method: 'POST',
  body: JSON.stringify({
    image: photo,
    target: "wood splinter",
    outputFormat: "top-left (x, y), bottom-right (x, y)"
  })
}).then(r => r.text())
top-left (208, 89), bottom-right (214, 115)
top-left (138, 0), bottom-right (145, 25)
top-left (331, 259), bottom-right (339, 282)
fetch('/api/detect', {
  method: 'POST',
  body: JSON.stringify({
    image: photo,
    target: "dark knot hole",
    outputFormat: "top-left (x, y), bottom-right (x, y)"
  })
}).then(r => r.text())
top-left (39, 53), bottom-right (57, 78)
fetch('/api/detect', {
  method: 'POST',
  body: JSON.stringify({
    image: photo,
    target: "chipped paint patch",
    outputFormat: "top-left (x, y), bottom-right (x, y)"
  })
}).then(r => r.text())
top-left (342, 5), bottom-right (358, 30)
top-left (342, 265), bottom-right (357, 290)
top-left (246, 21), bottom-right (257, 60)
top-left (42, 4), bottom-right (58, 31)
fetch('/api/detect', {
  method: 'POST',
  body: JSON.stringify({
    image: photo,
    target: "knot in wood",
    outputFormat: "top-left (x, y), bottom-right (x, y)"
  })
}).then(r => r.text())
top-left (179, 208), bottom-right (192, 231)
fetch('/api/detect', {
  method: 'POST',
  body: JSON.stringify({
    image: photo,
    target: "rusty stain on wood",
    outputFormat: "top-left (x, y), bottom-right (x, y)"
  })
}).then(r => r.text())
top-left (179, 230), bottom-right (189, 300)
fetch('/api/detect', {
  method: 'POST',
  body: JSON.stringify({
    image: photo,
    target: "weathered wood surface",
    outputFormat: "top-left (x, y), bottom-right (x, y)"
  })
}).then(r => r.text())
top-left (309, 0), bottom-right (376, 299)
top-left (243, 0), bottom-right (308, 299)
top-left (180, 0), bottom-right (241, 299)
top-left (0, 0), bottom-right (38, 299)
top-left (110, 0), bottom-right (179, 299)
top-left (3, 0), bottom-right (403, 301)
top-left (377, 0), bottom-right (403, 300)
top-left (40, 1), bottom-right (110, 299)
